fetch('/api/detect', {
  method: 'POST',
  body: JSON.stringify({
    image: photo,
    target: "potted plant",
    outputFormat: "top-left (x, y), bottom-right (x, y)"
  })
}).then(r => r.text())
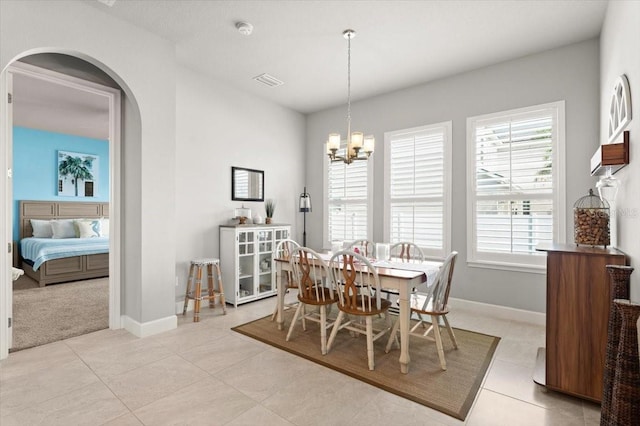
top-left (265, 199), bottom-right (276, 224)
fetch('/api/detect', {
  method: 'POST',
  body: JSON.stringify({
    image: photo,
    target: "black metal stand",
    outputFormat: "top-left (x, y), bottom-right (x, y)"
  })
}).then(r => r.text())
top-left (302, 210), bottom-right (307, 247)
top-left (299, 186), bottom-right (311, 247)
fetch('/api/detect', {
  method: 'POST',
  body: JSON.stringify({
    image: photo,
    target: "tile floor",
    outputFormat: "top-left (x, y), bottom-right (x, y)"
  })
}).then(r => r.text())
top-left (0, 296), bottom-right (601, 426)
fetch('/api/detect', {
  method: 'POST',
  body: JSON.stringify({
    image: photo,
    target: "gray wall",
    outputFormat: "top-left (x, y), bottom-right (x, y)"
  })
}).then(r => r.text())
top-left (306, 39), bottom-right (600, 313)
top-left (175, 66), bottom-right (306, 302)
top-left (600, 1), bottom-right (640, 302)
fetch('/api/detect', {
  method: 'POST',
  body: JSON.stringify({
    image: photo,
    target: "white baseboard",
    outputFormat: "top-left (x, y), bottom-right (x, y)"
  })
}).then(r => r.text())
top-left (121, 314), bottom-right (177, 338)
top-left (449, 297), bottom-right (546, 326)
top-left (176, 299), bottom-right (194, 314)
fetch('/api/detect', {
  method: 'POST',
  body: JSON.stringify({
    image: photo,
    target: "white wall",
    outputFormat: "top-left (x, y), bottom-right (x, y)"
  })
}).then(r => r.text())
top-left (600, 1), bottom-right (640, 302)
top-left (1, 1), bottom-right (177, 326)
top-left (306, 39), bottom-right (600, 313)
top-left (175, 66), bottom-right (306, 300)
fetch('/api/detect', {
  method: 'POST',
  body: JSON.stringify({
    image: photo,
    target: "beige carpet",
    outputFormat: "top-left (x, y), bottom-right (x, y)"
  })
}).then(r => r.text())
top-left (233, 313), bottom-right (499, 421)
top-left (11, 276), bottom-right (109, 351)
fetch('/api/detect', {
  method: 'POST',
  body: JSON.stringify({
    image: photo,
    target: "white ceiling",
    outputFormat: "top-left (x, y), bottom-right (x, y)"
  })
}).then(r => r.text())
top-left (11, 0), bottom-right (608, 140)
top-left (12, 72), bottom-right (110, 140)
top-left (85, 0), bottom-right (608, 114)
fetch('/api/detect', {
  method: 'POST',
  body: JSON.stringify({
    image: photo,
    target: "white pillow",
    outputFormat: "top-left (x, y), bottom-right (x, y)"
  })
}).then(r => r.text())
top-left (74, 219), bottom-right (101, 238)
top-left (30, 219), bottom-right (53, 238)
top-left (100, 218), bottom-right (109, 237)
top-left (51, 219), bottom-right (76, 239)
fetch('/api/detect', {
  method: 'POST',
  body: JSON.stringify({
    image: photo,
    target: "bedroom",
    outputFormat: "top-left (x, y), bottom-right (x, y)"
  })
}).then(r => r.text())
top-left (10, 55), bottom-right (119, 350)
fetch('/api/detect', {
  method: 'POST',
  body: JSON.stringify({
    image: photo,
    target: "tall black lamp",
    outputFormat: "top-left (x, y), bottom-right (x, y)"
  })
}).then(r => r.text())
top-left (299, 187), bottom-right (312, 246)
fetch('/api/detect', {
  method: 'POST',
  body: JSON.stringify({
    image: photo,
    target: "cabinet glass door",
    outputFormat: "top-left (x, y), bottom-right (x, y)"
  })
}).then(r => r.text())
top-left (238, 230), bottom-right (255, 298)
top-left (257, 230), bottom-right (274, 294)
top-left (275, 228), bottom-right (289, 242)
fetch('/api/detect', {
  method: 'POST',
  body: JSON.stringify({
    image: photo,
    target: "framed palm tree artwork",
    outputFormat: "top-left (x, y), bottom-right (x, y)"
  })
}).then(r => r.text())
top-left (57, 151), bottom-right (98, 197)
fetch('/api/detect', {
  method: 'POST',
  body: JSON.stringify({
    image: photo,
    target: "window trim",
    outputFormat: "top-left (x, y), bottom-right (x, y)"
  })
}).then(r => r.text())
top-left (323, 143), bottom-right (373, 249)
top-left (383, 121), bottom-right (452, 260)
top-left (466, 101), bottom-right (566, 272)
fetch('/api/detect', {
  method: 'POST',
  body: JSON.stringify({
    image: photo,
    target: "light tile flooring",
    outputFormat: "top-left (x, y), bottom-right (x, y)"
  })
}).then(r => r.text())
top-left (0, 296), bottom-right (601, 426)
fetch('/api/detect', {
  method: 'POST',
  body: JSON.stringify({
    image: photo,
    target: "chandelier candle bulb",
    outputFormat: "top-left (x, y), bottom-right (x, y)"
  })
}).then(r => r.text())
top-left (364, 135), bottom-right (375, 153)
top-left (329, 134), bottom-right (340, 150)
top-left (351, 132), bottom-right (364, 149)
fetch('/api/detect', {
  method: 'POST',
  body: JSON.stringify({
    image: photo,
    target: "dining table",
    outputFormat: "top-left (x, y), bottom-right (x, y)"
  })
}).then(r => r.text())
top-left (274, 252), bottom-right (441, 374)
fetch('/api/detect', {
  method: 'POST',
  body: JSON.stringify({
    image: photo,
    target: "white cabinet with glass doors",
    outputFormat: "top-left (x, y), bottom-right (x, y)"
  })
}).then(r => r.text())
top-left (219, 224), bottom-right (291, 307)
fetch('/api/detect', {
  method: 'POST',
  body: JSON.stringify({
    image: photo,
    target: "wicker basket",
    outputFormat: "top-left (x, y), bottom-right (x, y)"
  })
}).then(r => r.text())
top-left (573, 189), bottom-right (610, 247)
top-left (601, 266), bottom-right (633, 426)
top-left (607, 300), bottom-right (640, 426)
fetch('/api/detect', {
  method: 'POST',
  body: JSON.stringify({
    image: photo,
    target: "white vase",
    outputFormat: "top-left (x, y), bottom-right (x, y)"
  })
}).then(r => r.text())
top-left (253, 214), bottom-right (263, 224)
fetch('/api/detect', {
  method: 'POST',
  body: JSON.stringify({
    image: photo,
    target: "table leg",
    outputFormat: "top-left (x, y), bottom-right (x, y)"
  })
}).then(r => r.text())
top-left (398, 285), bottom-right (411, 374)
top-left (276, 262), bottom-right (285, 331)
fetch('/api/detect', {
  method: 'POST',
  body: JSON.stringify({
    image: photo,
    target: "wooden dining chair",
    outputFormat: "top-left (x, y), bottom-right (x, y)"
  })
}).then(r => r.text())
top-left (346, 239), bottom-right (375, 258)
top-left (385, 251), bottom-right (458, 370)
top-left (380, 242), bottom-right (427, 301)
top-left (389, 242), bottom-right (426, 263)
top-left (271, 239), bottom-right (301, 321)
top-left (327, 250), bottom-right (395, 370)
top-left (286, 247), bottom-right (338, 355)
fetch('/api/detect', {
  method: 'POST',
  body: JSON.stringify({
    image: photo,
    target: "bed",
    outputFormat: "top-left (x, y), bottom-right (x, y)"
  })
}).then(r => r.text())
top-left (19, 200), bottom-right (109, 287)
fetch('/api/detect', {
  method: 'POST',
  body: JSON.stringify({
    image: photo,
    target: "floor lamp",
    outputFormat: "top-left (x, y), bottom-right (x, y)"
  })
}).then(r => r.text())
top-left (299, 187), bottom-right (312, 246)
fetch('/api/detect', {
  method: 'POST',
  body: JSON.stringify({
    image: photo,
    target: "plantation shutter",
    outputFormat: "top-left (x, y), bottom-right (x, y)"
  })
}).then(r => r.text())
top-left (389, 127), bottom-right (446, 257)
top-left (472, 110), bottom-right (555, 257)
top-left (327, 142), bottom-right (369, 242)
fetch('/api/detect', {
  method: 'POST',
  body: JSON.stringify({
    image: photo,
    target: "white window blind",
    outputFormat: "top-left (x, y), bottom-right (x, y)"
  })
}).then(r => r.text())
top-left (467, 102), bottom-right (565, 271)
top-left (385, 122), bottom-right (451, 258)
top-left (327, 142), bottom-right (370, 243)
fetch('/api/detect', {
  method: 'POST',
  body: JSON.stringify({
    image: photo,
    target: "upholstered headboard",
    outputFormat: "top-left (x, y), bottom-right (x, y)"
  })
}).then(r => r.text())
top-left (19, 200), bottom-right (109, 240)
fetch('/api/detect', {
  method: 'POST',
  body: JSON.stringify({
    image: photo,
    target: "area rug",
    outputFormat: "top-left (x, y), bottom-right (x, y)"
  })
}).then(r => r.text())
top-left (232, 314), bottom-right (500, 420)
top-left (11, 277), bottom-right (109, 351)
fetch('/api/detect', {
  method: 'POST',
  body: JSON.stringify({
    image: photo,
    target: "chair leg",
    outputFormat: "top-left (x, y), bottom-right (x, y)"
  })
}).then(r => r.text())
top-left (270, 300), bottom-right (278, 321)
top-left (366, 316), bottom-right (375, 370)
top-left (320, 305), bottom-right (328, 355)
top-left (214, 262), bottom-right (226, 315)
top-left (193, 266), bottom-right (203, 322)
top-left (442, 315), bottom-right (457, 349)
top-left (432, 315), bottom-right (446, 370)
top-left (385, 312), bottom-right (399, 349)
top-left (182, 264), bottom-right (195, 315)
top-left (327, 311), bottom-right (345, 352)
top-left (286, 302), bottom-right (304, 342)
top-left (299, 304), bottom-right (306, 331)
top-left (385, 315), bottom-right (400, 353)
top-left (207, 264), bottom-right (215, 309)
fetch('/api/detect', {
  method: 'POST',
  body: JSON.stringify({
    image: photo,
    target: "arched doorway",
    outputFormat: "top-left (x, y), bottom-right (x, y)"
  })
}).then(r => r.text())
top-left (1, 50), bottom-right (138, 358)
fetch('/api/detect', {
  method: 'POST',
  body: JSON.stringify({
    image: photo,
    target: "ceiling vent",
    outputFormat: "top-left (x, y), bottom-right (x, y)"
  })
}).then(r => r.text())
top-left (253, 73), bottom-right (284, 88)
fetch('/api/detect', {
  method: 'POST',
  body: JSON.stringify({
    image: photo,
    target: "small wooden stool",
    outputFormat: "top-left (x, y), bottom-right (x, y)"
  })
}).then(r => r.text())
top-left (183, 258), bottom-right (226, 322)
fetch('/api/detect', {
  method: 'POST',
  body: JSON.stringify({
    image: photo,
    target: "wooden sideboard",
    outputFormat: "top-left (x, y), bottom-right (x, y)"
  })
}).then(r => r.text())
top-left (536, 243), bottom-right (627, 402)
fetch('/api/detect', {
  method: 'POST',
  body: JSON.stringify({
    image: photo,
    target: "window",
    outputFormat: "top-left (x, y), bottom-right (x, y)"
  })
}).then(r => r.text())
top-left (384, 122), bottom-right (452, 259)
top-left (467, 102), bottom-right (565, 271)
top-left (325, 141), bottom-right (371, 245)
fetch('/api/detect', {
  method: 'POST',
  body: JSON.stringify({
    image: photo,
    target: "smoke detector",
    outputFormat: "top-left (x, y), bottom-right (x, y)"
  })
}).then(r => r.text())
top-left (235, 22), bottom-right (253, 36)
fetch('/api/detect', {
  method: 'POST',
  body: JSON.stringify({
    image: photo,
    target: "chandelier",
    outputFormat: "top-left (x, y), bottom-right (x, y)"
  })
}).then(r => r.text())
top-left (326, 29), bottom-right (374, 164)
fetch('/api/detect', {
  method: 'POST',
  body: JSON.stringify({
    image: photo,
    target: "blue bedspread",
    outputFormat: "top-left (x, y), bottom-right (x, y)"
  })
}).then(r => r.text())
top-left (21, 237), bottom-right (109, 271)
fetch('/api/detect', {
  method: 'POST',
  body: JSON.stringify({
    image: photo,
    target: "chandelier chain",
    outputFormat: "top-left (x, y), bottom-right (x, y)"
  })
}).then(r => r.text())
top-left (347, 32), bottom-right (352, 137)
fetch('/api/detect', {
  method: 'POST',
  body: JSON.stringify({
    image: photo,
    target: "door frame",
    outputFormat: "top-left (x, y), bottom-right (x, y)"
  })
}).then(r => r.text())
top-left (0, 60), bottom-right (122, 358)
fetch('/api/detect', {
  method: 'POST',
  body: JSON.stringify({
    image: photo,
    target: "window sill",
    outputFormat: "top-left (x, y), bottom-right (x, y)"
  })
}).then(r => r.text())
top-left (467, 260), bottom-right (546, 275)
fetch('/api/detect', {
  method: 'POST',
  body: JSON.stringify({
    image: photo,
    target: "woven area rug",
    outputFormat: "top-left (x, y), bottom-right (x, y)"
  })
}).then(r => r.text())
top-left (11, 277), bottom-right (109, 351)
top-left (233, 313), bottom-right (500, 420)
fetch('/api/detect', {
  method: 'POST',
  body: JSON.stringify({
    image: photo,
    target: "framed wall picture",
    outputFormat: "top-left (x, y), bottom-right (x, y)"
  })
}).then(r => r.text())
top-left (57, 150), bottom-right (98, 197)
